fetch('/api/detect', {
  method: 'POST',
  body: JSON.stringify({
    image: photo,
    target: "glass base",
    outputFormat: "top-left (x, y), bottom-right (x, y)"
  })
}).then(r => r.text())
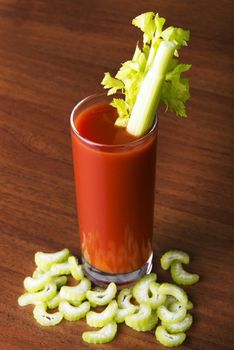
top-left (82, 252), bottom-right (153, 288)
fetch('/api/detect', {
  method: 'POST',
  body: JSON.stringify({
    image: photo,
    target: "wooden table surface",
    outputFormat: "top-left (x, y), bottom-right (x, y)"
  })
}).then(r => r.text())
top-left (0, 1), bottom-right (233, 349)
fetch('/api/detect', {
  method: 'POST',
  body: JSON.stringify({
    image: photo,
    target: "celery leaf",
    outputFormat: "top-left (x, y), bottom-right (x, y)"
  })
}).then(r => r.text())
top-left (110, 98), bottom-right (129, 127)
top-left (161, 64), bottom-right (191, 117)
top-left (101, 73), bottom-right (124, 95)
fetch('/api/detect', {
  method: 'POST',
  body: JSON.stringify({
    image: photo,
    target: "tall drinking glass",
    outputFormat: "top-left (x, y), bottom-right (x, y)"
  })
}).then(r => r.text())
top-left (70, 92), bottom-right (158, 286)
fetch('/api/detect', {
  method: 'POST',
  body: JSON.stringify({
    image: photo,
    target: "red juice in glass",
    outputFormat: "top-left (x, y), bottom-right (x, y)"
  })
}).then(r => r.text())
top-left (70, 93), bottom-right (157, 285)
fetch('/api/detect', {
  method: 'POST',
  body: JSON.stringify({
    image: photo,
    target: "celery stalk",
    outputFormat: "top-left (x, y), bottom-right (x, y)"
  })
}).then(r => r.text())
top-left (101, 12), bottom-right (191, 134)
top-left (127, 41), bottom-right (175, 137)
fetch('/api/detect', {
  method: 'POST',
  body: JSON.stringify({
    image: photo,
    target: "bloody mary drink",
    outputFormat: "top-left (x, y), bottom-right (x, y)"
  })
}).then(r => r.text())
top-left (70, 93), bottom-right (158, 285)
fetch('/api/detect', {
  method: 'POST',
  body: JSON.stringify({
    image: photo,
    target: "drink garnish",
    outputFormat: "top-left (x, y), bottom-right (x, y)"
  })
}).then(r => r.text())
top-left (101, 12), bottom-right (191, 136)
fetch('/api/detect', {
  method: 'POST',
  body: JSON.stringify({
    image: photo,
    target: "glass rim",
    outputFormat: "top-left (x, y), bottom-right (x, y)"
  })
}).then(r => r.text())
top-left (70, 92), bottom-right (158, 150)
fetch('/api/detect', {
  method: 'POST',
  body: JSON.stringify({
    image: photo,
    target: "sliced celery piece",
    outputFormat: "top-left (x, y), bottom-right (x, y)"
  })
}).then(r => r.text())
top-left (68, 256), bottom-right (84, 281)
top-left (155, 325), bottom-right (186, 347)
top-left (47, 293), bottom-right (62, 309)
top-left (86, 283), bottom-right (117, 306)
top-left (60, 278), bottom-right (91, 303)
top-left (125, 302), bottom-right (152, 331)
top-left (160, 250), bottom-right (190, 270)
top-left (35, 248), bottom-right (70, 270)
top-left (82, 321), bottom-right (117, 344)
top-left (158, 283), bottom-right (188, 306)
top-left (162, 313), bottom-right (193, 333)
top-left (139, 311), bottom-right (158, 332)
top-left (115, 288), bottom-right (138, 323)
top-left (50, 262), bottom-right (71, 276)
top-left (115, 307), bottom-right (137, 323)
top-left (33, 302), bottom-right (63, 327)
top-left (86, 300), bottom-right (118, 328)
top-left (157, 304), bottom-right (187, 324)
top-left (132, 275), bottom-right (166, 310)
top-left (148, 282), bottom-right (167, 309)
top-left (117, 288), bottom-right (138, 311)
top-left (34, 282), bottom-right (57, 302)
top-left (171, 261), bottom-right (200, 285)
top-left (18, 292), bottom-right (39, 307)
top-left (59, 300), bottom-right (90, 321)
top-left (132, 273), bottom-right (157, 303)
top-left (126, 308), bottom-right (158, 332)
top-left (23, 273), bottom-right (51, 293)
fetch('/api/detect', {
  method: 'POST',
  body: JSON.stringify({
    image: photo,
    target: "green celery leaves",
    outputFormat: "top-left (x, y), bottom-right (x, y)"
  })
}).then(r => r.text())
top-left (101, 12), bottom-right (191, 128)
top-left (162, 63), bottom-right (191, 117)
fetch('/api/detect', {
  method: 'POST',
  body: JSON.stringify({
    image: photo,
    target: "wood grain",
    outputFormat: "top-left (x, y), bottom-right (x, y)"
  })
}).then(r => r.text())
top-left (0, 1), bottom-right (233, 349)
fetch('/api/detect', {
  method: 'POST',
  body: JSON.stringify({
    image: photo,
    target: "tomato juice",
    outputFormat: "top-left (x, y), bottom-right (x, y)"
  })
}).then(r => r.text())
top-left (71, 94), bottom-right (157, 280)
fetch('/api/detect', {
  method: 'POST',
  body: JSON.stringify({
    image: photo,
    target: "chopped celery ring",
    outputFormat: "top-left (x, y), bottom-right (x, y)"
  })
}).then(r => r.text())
top-left (86, 300), bottom-right (118, 328)
top-left (171, 261), bottom-right (200, 285)
top-left (160, 250), bottom-right (189, 270)
top-left (117, 288), bottom-right (138, 311)
top-left (59, 300), bottom-right (90, 321)
top-left (18, 292), bottom-right (39, 307)
top-left (148, 282), bottom-right (167, 309)
top-left (82, 321), bottom-right (117, 344)
top-left (35, 248), bottom-right (70, 270)
top-left (158, 283), bottom-right (188, 306)
top-left (117, 288), bottom-right (135, 309)
top-left (155, 325), bottom-right (186, 347)
top-left (18, 282), bottom-right (57, 306)
top-left (60, 278), bottom-right (91, 303)
top-left (115, 288), bottom-right (138, 323)
top-left (115, 307), bottom-right (137, 323)
top-left (126, 308), bottom-right (158, 332)
top-left (47, 293), bottom-right (62, 309)
top-left (125, 302), bottom-right (152, 331)
top-left (157, 304), bottom-right (187, 324)
top-left (33, 302), bottom-right (63, 326)
top-left (163, 313), bottom-right (193, 333)
top-left (50, 262), bottom-right (71, 276)
top-left (23, 273), bottom-right (51, 293)
top-left (86, 283), bottom-right (117, 307)
top-left (68, 256), bottom-right (84, 281)
top-left (132, 273), bottom-right (157, 304)
top-left (132, 275), bottom-right (165, 310)
top-left (34, 282), bottom-right (57, 302)
top-left (52, 276), bottom-right (67, 288)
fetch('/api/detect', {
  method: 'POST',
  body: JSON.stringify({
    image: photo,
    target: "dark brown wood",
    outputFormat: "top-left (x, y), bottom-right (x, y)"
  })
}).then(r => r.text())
top-left (0, 1), bottom-right (233, 349)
